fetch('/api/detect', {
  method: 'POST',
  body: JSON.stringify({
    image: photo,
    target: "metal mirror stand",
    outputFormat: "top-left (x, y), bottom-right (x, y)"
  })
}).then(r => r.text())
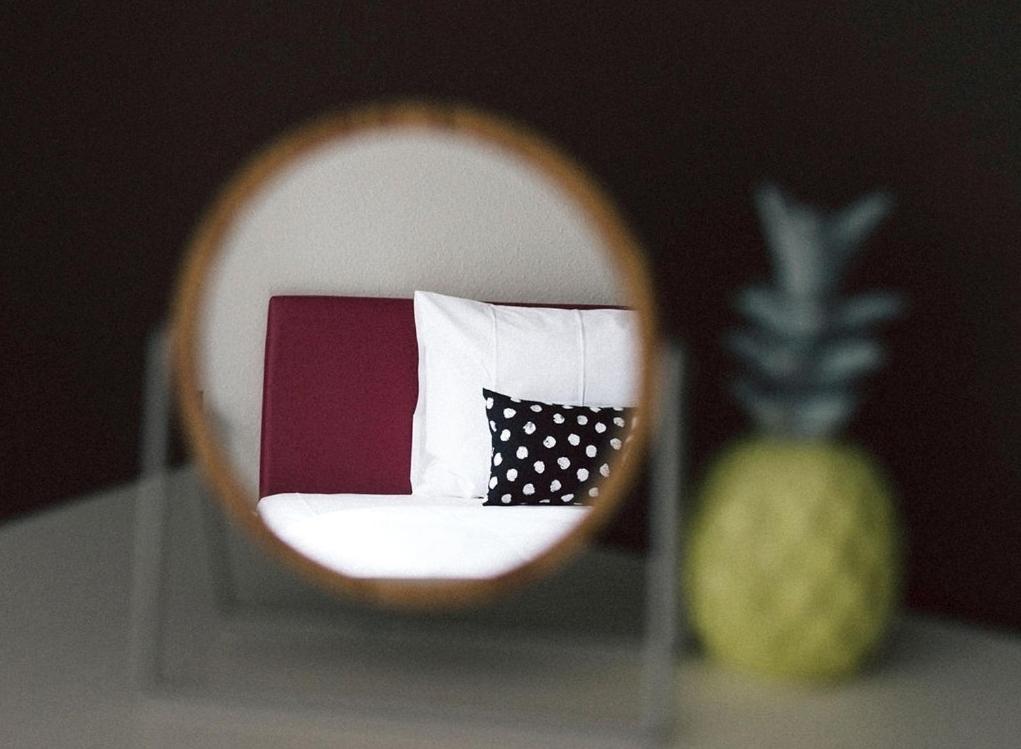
top-left (129, 326), bottom-right (685, 747)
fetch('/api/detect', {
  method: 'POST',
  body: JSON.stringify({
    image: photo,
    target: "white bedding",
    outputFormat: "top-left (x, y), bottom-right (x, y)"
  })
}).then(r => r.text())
top-left (257, 493), bottom-right (590, 579)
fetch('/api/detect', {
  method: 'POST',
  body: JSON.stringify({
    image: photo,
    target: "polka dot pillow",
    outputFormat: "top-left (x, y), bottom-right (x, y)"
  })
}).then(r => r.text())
top-left (482, 388), bottom-right (636, 506)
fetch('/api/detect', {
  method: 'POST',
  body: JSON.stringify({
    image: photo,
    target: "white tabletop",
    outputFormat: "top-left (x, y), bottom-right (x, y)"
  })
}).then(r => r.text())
top-left (1, 477), bottom-right (1018, 748)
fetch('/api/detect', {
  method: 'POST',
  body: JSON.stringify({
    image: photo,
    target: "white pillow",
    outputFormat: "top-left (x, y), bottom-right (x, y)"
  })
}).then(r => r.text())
top-left (410, 290), bottom-right (639, 498)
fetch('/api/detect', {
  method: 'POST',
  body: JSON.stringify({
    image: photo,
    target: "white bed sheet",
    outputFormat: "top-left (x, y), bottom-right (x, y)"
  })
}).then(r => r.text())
top-left (257, 493), bottom-right (590, 579)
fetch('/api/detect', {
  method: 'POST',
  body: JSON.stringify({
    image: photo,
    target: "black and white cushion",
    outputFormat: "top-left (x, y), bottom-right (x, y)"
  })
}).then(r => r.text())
top-left (482, 388), bottom-right (636, 506)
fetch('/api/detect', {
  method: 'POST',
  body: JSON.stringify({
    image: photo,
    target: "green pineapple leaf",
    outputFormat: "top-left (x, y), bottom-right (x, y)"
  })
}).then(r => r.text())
top-left (834, 292), bottom-right (905, 329)
top-left (728, 331), bottom-right (886, 387)
top-left (732, 378), bottom-right (859, 438)
top-left (825, 191), bottom-right (896, 279)
top-left (810, 338), bottom-right (886, 385)
top-left (737, 287), bottom-right (904, 339)
top-left (736, 286), bottom-right (826, 338)
top-left (754, 183), bottom-right (893, 298)
top-left (732, 183), bottom-right (902, 438)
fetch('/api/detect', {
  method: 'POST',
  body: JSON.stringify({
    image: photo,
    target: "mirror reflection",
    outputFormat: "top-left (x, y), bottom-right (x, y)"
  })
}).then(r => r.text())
top-left (257, 290), bottom-right (640, 579)
top-left (175, 104), bottom-right (653, 600)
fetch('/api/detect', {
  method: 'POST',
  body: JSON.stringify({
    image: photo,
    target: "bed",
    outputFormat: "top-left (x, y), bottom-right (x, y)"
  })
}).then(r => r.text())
top-left (258, 295), bottom-right (611, 579)
top-left (259, 493), bottom-right (587, 579)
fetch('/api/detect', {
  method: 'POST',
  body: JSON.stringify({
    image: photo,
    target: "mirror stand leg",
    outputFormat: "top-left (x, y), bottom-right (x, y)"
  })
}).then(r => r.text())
top-left (640, 339), bottom-right (686, 746)
top-left (128, 326), bottom-right (172, 694)
top-left (198, 486), bottom-right (239, 614)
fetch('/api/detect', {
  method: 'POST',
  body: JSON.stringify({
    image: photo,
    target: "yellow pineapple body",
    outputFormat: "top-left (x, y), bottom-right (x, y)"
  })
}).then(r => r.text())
top-left (684, 438), bottom-right (901, 680)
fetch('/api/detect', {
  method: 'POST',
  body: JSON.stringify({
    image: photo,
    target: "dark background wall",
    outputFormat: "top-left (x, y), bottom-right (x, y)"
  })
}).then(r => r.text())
top-left (3, 3), bottom-right (1019, 629)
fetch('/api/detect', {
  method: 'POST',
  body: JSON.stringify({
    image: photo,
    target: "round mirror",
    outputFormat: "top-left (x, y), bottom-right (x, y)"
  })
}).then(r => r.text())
top-left (172, 102), bottom-right (658, 609)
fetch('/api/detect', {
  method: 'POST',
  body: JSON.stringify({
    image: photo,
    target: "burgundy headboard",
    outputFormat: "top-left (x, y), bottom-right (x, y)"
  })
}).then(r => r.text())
top-left (259, 296), bottom-right (419, 497)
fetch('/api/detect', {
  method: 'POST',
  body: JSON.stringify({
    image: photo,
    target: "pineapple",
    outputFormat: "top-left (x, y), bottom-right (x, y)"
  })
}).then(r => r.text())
top-left (684, 183), bottom-right (904, 681)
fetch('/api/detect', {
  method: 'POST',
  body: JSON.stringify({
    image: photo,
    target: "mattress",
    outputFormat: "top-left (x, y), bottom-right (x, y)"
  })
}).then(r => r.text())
top-left (258, 493), bottom-right (590, 579)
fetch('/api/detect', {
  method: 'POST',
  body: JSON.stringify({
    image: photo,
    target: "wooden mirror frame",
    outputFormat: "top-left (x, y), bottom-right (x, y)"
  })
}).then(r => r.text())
top-left (171, 101), bottom-right (660, 610)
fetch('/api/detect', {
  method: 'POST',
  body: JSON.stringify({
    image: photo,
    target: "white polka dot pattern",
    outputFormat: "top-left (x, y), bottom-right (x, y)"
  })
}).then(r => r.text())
top-left (482, 388), bottom-right (636, 506)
